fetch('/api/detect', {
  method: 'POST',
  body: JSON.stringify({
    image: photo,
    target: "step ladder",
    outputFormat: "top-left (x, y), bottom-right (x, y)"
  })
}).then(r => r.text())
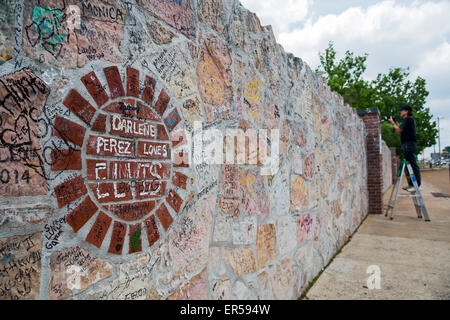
top-left (385, 160), bottom-right (430, 221)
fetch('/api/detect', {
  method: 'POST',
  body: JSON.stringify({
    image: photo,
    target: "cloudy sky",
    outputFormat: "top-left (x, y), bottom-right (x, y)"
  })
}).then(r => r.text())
top-left (241, 0), bottom-right (450, 159)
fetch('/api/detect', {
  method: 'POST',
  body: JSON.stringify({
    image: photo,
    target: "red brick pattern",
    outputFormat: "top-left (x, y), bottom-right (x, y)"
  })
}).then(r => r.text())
top-left (53, 116), bottom-right (86, 147)
top-left (135, 181), bottom-right (167, 200)
top-left (154, 89), bottom-right (170, 116)
top-left (81, 71), bottom-right (109, 107)
top-left (126, 67), bottom-right (140, 97)
top-left (108, 161), bottom-right (171, 180)
top-left (51, 150), bottom-right (82, 171)
top-left (62, 89), bottom-right (97, 125)
top-left (89, 182), bottom-right (133, 203)
top-left (91, 114), bottom-right (107, 133)
top-left (86, 159), bottom-right (108, 180)
top-left (157, 124), bottom-right (170, 141)
top-left (137, 141), bottom-right (170, 159)
top-left (164, 108), bottom-right (181, 132)
top-left (144, 215), bottom-right (160, 246)
top-left (54, 176), bottom-right (87, 207)
top-left (155, 203), bottom-right (173, 231)
top-left (103, 99), bottom-right (136, 117)
top-left (104, 66), bottom-right (125, 98)
top-left (166, 189), bottom-right (183, 213)
top-left (137, 102), bottom-right (161, 121)
top-left (53, 66), bottom-right (187, 255)
top-left (172, 171), bottom-right (188, 189)
top-left (66, 196), bottom-right (98, 232)
top-left (142, 75), bottom-right (156, 105)
top-left (86, 135), bottom-right (135, 158)
top-left (108, 221), bottom-right (127, 254)
top-left (109, 201), bottom-right (156, 221)
top-left (86, 211), bottom-right (112, 248)
top-left (110, 114), bottom-right (157, 139)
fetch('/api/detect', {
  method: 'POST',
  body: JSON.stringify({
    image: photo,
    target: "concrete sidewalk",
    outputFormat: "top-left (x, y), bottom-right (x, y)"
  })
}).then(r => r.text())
top-left (304, 168), bottom-right (450, 300)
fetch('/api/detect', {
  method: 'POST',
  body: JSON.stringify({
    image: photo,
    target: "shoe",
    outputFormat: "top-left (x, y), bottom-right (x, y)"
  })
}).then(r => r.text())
top-left (402, 185), bottom-right (412, 190)
top-left (406, 186), bottom-right (421, 192)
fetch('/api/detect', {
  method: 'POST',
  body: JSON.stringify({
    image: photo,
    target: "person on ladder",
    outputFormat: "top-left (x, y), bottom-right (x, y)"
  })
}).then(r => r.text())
top-left (389, 105), bottom-right (421, 192)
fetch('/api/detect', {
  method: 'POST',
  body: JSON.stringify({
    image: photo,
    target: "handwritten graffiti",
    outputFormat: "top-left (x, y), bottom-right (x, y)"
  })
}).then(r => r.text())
top-left (200, 56), bottom-right (225, 103)
top-left (0, 206), bottom-right (54, 235)
top-left (25, 5), bottom-right (66, 58)
top-left (196, 35), bottom-right (232, 122)
top-left (0, 69), bottom-right (79, 197)
top-left (125, 288), bottom-right (147, 300)
top-left (0, 69), bottom-right (50, 196)
top-left (0, 1), bottom-right (15, 64)
top-left (137, 0), bottom-right (196, 40)
top-left (297, 213), bottom-right (313, 244)
top-left (80, 1), bottom-right (125, 23)
top-left (240, 169), bottom-right (269, 219)
top-left (244, 80), bottom-right (262, 103)
top-left (22, 0), bottom-right (128, 68)
top-left (49, 245), bottom-right (113, 300)
top-left (0, 233), bottom-right (42, 300)
top-left (44, 217), bottom-right (66, 249)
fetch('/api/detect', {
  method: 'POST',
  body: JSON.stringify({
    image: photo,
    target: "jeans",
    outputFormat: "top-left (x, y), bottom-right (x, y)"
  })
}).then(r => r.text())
top-left (402, 142), bottom-right (421, 187)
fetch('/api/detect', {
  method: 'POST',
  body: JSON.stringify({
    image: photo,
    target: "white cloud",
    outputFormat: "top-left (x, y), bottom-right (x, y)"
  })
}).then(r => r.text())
top-left (413, 42), bottom-right (450, 100)
top-left (277, 0), bottom-right (450, 73)
top-left (240, 0), bottom-right (450, 159)
top-left (240, 0), bottom-right (312, 34)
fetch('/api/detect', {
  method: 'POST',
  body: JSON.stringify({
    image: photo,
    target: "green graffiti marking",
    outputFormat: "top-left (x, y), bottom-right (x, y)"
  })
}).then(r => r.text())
top-left (30, 5), bottom-right (66, 56)
top-left (130, 228), bottom-right (141, 252)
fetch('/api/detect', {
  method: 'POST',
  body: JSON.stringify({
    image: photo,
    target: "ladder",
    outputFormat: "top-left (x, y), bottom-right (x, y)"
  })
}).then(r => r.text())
top-left (385, 160), bottom-right (431, 221)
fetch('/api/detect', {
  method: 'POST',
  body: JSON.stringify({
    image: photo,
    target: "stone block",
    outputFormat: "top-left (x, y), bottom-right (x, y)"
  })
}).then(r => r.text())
top-left (222, 247), bottom-right (257, 276)
top-left (0, 233), bottom-right (42, 300)
top-left (256, 224), bottom-right (277, 269)
top-left (49, 245), bottom-right (113, 300)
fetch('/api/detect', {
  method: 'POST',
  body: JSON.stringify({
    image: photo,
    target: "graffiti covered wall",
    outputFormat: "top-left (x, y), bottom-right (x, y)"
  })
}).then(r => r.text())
top-left (0, 0), bottom-right (368, 300)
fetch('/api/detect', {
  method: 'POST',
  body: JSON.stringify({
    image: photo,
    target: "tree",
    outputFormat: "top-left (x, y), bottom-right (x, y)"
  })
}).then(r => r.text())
top-left (316, 41), bottom-right (438, 156)
top-left (316, 42), bottom-right (383, 111)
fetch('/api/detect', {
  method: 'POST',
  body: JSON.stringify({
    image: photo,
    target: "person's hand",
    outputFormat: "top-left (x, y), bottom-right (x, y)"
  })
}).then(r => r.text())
top-left (389, 116), bottom-right (395, 124)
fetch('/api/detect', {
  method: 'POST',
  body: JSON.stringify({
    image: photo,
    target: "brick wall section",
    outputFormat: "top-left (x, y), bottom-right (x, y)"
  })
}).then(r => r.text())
top-left (358, 109), bottom-right (383, 214)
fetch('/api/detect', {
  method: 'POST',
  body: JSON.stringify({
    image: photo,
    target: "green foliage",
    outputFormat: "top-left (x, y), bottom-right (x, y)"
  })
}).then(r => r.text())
top-left (316, 42), bottom-right (383, 111)
top-left (316, 41), bottom-right (437, 155)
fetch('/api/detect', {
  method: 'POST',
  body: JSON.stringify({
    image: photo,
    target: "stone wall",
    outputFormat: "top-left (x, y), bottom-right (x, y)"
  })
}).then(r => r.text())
top-left (0, 0), bottom-right (368, 300)
top-left (382, 140), bottom-right (393, 193)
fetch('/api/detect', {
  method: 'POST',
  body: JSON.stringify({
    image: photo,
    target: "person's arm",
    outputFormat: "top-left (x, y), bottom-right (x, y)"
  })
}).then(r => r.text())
top-left (389, 116), bottom-right (403, 134)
